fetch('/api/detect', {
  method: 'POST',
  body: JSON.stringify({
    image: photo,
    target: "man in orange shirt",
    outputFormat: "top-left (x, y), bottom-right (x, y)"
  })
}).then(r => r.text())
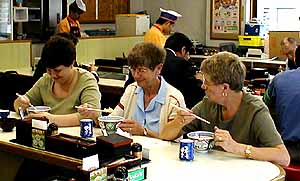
top-left (144, 8), bottom-right (182, 48)
top-left (57, 0), bottom-right (86, 37)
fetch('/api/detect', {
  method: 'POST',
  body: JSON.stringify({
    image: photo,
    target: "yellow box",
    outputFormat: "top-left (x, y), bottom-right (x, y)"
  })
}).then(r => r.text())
top-left (238, 35), bottom-right (264, 47)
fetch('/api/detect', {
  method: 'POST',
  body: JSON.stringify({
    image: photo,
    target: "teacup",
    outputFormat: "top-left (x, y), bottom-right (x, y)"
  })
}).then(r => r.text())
top-left (98, 116), bottom-right (123, 135)
top-left (187, 131), bottom-right (215, 153)
top-left (0, 118), bottom-right (17, 132)
top-left (0, 110), bottom-right (10, 119)
top-left (27, 106), bottom-right (51, 114)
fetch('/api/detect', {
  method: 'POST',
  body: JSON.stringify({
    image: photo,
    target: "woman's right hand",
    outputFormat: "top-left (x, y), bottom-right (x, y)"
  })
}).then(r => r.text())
top-left (15, 94), bottom-right (31, 110)
top-left (176, 110), bottom-right (195, 125)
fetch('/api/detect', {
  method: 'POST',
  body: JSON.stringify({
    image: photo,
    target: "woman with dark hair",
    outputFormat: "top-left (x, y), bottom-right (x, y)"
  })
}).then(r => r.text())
top-left (14, 36), bottom-right (101, 127)
top-left (57, 0), bottom-right (86, 37)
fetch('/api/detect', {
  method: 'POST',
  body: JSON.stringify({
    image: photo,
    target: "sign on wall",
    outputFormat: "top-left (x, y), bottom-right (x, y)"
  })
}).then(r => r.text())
top-left (210, 0), bottom-right (241, 40)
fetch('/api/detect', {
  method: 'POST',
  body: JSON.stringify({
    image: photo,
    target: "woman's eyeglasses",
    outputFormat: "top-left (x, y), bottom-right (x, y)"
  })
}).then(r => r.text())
top-left (198, 71), bottom-right (216, 88)
top-left (129, 66), bottom-right (149, 74)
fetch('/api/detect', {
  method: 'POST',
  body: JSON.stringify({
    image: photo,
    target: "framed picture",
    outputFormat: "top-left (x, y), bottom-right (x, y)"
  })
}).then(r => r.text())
top-left (210, 0), bottom-right (241, 40)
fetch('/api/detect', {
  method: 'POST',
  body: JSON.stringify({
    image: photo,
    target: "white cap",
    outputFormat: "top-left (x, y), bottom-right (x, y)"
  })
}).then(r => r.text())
top-left (159, 8), bottom-right (182, 22)
top-left (69, 0), bottom-right (86, 12)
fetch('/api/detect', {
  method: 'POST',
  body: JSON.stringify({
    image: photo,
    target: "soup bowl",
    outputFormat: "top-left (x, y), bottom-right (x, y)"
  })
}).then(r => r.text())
top-left (0, 118), bottom-right (17, 132)
top-left (98, 116), bottom-right (124, 135)
top-left (187, 131), bottom-right (215, 153)
top-left (0, 110), bottom-right (10, 119)
top-left (27, 106), bottom-right (51, 114)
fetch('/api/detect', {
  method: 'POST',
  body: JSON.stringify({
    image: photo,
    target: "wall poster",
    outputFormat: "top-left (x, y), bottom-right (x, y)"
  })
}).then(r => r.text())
top-left (210, 0), bottom-right (241, 40)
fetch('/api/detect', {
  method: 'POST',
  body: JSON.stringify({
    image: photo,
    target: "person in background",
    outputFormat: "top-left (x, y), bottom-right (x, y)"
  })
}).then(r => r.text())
top-left (161, 32), bottom-right (205, 109)
top-left (57, 0), bottom-right (86, 37)
top-left (280, 37), bottom-right (297, 70)
top-left (164, 52), bottom-right (290, 166)
top-left (144, 8), bottom-right (182, 48)
top-left (263, 45), bottom-right (300, 164)
top-left (14, 36), bottom-right (101, 127)
top-left (109, 42), bottom-right (186, 139)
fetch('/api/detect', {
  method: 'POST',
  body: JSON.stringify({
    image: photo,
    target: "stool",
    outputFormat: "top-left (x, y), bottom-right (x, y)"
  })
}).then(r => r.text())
top-left (283, 163), bottom-right (300, 181)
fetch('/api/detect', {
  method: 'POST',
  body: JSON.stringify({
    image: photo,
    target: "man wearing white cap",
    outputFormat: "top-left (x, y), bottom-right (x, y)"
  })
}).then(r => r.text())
top-left (57, 0), bottom-right (86, 37)
top-left (144, 8), bottom-right (182, 48)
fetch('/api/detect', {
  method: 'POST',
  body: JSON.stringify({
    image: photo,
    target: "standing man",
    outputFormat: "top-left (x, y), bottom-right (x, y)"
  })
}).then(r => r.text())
top-left (144, 8), bottom-right (182, 48)
top-left (162, 32), bottom-right (205, 109)
top-left (57, 0), bottom-right (86, 37)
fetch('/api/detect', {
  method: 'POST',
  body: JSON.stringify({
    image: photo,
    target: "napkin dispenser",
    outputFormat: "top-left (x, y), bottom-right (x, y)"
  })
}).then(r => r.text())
top-left (46, 133), bottom-right (98, 159)
top-left (15, 118), bottom-right (32, 147)
top-left (96, 134), bottom-right (133, 162)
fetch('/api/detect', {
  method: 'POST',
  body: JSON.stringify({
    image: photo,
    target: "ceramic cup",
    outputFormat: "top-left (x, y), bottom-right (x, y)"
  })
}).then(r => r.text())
top-left (98, 116), bottom-right (123, 135)
top-left (187, 131), bottom-right (215, 153)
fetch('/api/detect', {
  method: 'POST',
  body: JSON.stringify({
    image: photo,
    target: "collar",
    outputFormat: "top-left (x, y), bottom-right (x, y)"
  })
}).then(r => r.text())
top-left (153, 24), bottom-right (163, 32)
top-left (165, 48), bottom-right (176, 56)
top-left (134, 76), bottom-right (167, 105)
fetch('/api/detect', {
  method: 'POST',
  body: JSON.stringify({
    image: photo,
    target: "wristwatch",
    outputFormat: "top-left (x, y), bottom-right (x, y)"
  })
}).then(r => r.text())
top-left (245, 145), bottom-right (252, 159)
top-left (143, 128), bottom-right (148, 136)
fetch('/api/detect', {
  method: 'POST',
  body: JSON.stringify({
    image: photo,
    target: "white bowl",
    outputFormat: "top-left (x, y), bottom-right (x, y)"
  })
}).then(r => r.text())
top-left (27, 106), bottom-right (51, 113)
top-left (187, 131), bottom-right (215, 153)
top-left (98, 116), bottom-right (124, 135)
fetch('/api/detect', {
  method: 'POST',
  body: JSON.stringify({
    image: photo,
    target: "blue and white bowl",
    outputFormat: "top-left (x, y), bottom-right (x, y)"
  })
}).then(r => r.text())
top-left (0, 110), bottom-right (10, 119)
top-left (98, 116), bottom-right (124, 135)
top-left (187, 131), bottom-right (215, 153)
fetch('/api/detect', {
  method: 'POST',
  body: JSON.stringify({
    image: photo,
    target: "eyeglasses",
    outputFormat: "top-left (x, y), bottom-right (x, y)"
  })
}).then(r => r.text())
top-left (129, 66), bottom-right (149, 75)
top-left (198, 71), bottom-right (216, 88)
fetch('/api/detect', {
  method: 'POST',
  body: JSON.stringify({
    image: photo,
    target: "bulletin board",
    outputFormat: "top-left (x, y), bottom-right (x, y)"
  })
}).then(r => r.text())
top-left (210, 0), bottom-right (241, 40)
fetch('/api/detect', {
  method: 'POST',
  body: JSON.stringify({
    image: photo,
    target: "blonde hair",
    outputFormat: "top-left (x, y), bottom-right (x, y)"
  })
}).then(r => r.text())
top-left (200, 52), bottom-right (246, 91)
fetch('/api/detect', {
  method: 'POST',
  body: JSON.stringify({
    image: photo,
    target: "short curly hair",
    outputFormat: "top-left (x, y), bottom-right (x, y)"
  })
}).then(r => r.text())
top-left (42, 36), bottom-right (76, 69)
top-left (127, 42), bottom-right (166, 70)
top-left (200, 52), bottom-right (246, 91)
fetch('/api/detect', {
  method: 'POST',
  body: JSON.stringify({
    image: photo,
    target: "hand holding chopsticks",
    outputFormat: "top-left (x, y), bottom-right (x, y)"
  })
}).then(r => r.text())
top-left (16, 93), bottom-right (38, 111)
top-left (170, 103), bottom-right (210, 124)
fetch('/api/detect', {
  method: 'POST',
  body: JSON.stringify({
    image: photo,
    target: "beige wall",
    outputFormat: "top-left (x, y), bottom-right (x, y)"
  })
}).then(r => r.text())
top-left (0, 41), bottom-right (31, 71)
top-left (76, 36), bottom-right (144, 64)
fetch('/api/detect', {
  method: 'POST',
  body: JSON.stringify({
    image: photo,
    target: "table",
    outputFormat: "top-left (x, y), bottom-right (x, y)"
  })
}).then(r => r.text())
top-left (0, 122), bottom-right (285, 181)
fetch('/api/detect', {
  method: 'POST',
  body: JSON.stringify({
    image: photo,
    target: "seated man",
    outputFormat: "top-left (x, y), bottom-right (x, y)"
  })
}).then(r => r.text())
top-left (264, 45), bottom-right (300, 163)
top-left (110, 42), bottom-right (186, 139)
top-left (14, 36), bottom-right (101, 127)
top-left (162, 32), bottom-right (205, 108)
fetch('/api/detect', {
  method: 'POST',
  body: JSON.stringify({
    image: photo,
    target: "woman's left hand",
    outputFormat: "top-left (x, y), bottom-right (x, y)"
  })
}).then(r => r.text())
top-left (27, 112), bottom-right (52, 121)
top-left (214, 126), bottom-right (239, 153)
top-left (118, 119), bottom-right (144, 135)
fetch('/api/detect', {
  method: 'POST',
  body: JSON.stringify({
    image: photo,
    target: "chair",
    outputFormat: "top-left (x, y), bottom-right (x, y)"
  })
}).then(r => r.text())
top-left (219, 42), bottom-right (237, 53)
top-left (283, 163), bottom-right (300, 181)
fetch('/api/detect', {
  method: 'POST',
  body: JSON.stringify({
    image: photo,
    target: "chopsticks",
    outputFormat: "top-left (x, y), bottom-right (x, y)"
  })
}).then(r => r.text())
top-left (74, 106), bottom-right (113, 113)
top-left (16, 93), bottom-right (38, 111)
top-left (170, 103), bottom-right (210, 124)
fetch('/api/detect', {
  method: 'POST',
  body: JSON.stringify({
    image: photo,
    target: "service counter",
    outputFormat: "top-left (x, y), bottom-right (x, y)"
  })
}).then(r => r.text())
top-left (190, 55), bottom-right (286, 75)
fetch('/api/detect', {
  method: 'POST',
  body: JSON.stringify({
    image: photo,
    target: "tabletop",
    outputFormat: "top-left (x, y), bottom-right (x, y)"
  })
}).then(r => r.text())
top-left (0, 120), bottom-right (285, 181)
